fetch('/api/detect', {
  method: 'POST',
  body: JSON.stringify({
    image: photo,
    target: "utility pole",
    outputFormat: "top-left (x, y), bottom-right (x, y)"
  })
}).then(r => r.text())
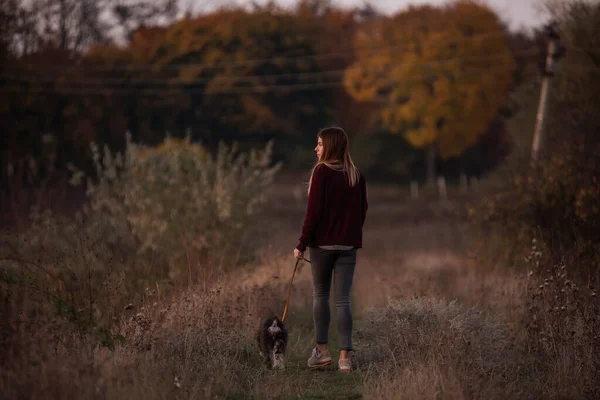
top-left (531, 22), bottom-right (565, 163)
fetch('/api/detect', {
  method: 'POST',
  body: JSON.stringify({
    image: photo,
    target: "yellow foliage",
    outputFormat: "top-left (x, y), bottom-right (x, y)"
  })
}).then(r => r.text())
top-left (344, 0), bottom-right (515, 159)
top-left (105, 9), bottom-right (327, 134)
top-left (136, 137), bottom-right (207, 164)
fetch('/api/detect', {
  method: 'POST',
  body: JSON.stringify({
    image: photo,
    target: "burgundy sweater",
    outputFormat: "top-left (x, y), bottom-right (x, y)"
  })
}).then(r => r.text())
top-left (296, 164), bottom-right (368, 252)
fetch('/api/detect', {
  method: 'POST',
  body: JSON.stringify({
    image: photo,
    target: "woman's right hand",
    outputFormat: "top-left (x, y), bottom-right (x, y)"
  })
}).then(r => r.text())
top-left (294, 248), bottom-right (304, 260)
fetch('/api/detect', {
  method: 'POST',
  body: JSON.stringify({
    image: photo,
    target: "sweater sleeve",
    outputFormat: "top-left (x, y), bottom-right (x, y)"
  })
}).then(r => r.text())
top-left (296, 165), bottom-right (326, 252)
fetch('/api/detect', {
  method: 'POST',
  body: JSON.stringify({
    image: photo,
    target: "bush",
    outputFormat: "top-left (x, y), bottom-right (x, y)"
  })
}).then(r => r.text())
top-left (471, 97), bottom-right (600, 273)
top-left (471, 0), bottom-right (600, 270)
top-left (468, 4), bottom-right (600, 396)
top-left (468, 70), bottom-right (600, 400)
top-left (0, 134), bottom-right (280, 357)
top-left (70, 134), bottom-right (281, 281)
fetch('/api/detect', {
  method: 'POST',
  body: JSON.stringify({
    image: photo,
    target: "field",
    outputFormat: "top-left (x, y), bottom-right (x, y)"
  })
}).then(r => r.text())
top-left (1, 178), bottom-right (598, 400)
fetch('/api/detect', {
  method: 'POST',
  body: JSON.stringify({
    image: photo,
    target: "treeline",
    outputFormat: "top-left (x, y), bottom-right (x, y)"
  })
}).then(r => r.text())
top-left (1, 0), bottom-right (543, 186)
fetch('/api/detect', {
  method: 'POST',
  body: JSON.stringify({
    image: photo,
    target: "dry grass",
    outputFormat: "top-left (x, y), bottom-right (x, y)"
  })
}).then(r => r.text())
top-left (1, 182), bottom-right (599, 399)
top-left (356, 297), bottom-right (532, 400)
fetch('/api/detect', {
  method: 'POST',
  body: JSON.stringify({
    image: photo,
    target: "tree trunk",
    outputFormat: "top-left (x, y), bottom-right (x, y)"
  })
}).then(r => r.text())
top-left (59, 0), bottom-right (68, 50)
top-left (426, 142), bottom-right (437, 188)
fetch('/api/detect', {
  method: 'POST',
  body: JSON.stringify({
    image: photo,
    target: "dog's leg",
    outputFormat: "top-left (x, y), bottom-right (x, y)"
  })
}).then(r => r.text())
top-left (279, 353), bottom-right (286, 370)
top-left (272, 351), bottom-right (285, 370)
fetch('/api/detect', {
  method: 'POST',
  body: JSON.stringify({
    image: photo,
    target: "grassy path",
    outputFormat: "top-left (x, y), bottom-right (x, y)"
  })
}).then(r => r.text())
top-left (227, 309), bottom-right (366, 400)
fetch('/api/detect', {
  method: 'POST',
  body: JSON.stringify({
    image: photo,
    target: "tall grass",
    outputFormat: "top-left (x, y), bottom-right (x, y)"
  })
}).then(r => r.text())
top-left (0, 136), bottom-right (281, 399)
top-left (2, 111), bottom-right (600, 398)
top-left (357, 297), bottom-right (532, 399)
top-left (2, 180), bottom-right (599, 398)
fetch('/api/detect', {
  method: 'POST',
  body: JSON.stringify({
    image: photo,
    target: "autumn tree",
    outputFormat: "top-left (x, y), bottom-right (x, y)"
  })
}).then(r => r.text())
top-left (84, 5), bottom-right (342, 164)
top-left (2, 1), bottom-right (395, 184)
top-left (344, 0), bottom-right (515, 185)
top-left (294, 0), bottom-right (378, 136)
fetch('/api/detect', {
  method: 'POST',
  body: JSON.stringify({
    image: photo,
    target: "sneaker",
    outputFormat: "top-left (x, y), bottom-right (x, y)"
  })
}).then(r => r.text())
top-left (307, 347), bottom-right (332, 369)
top-left (338, 357), bottom-right (351, 372)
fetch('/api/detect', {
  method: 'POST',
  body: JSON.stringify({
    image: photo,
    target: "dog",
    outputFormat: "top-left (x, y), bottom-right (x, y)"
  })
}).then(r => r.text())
top-left (256, 316), bottom-right (288, 369)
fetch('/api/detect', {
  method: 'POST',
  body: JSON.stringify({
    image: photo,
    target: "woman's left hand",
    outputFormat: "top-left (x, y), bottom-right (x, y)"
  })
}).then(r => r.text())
top-left (294, 248), bottom-right (303, 260)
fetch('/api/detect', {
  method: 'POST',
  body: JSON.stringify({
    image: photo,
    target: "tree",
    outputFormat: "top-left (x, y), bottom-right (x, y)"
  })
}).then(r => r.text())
top-left (0, 0), bottom-right (181, 184)
top-left (506, 28), bottom-right (546, 87)
top-left (476, 0), bottom-right (600, 273)
top-left (1, 0), bottom-right (177, 55)
top-left (112, 0), bottom-right (178, 41)
top-left (295, 2), bottom-right (377, 135)
top-left (344, 1), bottom-right (515, 185)
top-left (0, 0), bottom-right (15, 58)
top-left (0, 0), bottom-right (40, 56)
top-left (90, 7), bottom-right (337, 159)
top-left (549, 0), bottom-right (600, 105)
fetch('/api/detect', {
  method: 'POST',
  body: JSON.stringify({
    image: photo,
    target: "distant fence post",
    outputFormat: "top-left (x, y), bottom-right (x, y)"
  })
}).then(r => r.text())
top-left (470, 176), bottom-right (479, 193)
top-left (410, 181), bottom-right (419, 199)
top-left (437, 176), bottom-right (447, 201)
top-left (460, 173), bottom-right (468, 193)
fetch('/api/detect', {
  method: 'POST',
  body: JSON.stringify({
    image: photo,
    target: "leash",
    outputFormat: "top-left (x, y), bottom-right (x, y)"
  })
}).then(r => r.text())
top-left (281, 257), bottom-right (310, 322)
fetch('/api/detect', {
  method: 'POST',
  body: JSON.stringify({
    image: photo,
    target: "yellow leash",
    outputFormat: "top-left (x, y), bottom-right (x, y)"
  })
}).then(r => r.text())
top-left (281, 257), bottom-right (310, 322)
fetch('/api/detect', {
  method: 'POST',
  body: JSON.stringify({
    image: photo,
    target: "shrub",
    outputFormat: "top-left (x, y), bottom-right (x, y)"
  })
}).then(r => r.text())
top-left (70, 134), bottom-right (281, 282)
top-left (469, 110), bottom-right (600, 396)
top-left (468, 4), bottom-right (600, 396)
top-left (470, 99), bottom-right (600, 274)
top-left (0, 134), bottom-right (280, 357)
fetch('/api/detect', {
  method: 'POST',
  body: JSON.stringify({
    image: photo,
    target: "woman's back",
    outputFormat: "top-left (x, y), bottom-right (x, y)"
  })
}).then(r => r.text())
top-left (296, 163), bottom-right (367, 252)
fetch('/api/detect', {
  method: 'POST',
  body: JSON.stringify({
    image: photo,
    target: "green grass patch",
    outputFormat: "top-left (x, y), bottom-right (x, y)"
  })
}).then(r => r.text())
top-left (227, 309), bottom-right (365, 399)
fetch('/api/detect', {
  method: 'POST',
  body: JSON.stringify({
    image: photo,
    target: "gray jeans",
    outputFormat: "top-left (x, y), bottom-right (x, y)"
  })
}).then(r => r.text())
top-left (309, 246), bottom-right (357, 351)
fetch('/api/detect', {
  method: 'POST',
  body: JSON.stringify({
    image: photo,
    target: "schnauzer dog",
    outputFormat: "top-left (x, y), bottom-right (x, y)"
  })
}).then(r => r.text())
top-left (256, 316), bottom-right (288, 369)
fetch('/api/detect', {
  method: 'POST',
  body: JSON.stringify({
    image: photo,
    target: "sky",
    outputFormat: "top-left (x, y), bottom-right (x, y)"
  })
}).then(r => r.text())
top-left (185, 0), bottom-right (547, 32)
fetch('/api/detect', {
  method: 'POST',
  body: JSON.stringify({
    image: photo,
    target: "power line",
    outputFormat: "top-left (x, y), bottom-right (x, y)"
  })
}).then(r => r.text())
top-left (7, 29), bottom-right (516, 73)
top-left (3, 61), bottom-right (597, 96)
top-left (2, 48), bottom-right (538, 86)
top-left (0, 64), bottom-right (520, 96)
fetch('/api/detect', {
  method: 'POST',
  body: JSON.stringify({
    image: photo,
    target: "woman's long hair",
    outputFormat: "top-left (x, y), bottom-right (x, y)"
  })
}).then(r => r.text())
top-left (308, 127), bottom-right (360, 194)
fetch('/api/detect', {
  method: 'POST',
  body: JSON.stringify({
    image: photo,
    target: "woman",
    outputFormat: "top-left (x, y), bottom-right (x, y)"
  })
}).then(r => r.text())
top-left (294, 126), bottom-right (368, 373)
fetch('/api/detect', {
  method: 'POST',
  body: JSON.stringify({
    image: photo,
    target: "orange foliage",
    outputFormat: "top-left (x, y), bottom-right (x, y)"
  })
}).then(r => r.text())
top-left (344, 1), bottom-right (515, 159)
